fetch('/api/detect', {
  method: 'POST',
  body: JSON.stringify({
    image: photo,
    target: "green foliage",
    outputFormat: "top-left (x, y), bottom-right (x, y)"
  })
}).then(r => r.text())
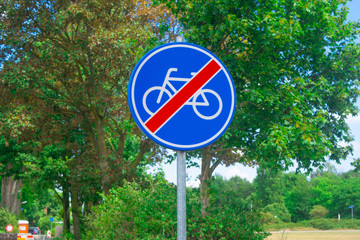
top-left (159, 0), bottom-right (360, 174)
top-left (351, 158), bottom-right (360, 172)
top-left (85, 173), bottom-right (269, 240)
top-left (254, 167), bottom-right (285, 207)
top-left (305, 218), bottom-right (338, 230)
top-left (332, 175), bottom-right (360, 219)
top-left (283, 173), bottom-right (312, 222)
top-left (310, 174), bottom-right (337, 209)
top-left (309, 205), bottom-right (329, 219)
top-left (303, 218), bottom-right (360, 230)
top-left (187, 207), bottom-right (269, 240)
top-left (85, 173), bottom-right (177, 240)
top-left (261, 212), bottom-right (282, 225)
top-left (264, 203), bottom-right (291, 223)
top-left (38, 216), bottom-right (55, 232)
top-left (2, 0), bottom-right (360, 237)
top-left (210, 175), bottom-right (254, 212)
top-left (187, 185), bottom-right (269, 240)
top-left (0, 208), bottom-right (18, 233)
top-left (20, 183), bottom-right (62, 226)
top-left (255, 166), bottom-right (360, 223)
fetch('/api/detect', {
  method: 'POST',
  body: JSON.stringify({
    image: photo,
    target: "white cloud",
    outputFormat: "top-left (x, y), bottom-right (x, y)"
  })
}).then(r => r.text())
top-left (214, 164), bottom-right (257, 182)
top-left (186, 179), bottom-right (200, 188)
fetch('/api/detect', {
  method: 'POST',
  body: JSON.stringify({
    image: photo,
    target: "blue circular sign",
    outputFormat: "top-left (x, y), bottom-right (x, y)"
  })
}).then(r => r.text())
top-left (128, 43), bottom-right (236, 151)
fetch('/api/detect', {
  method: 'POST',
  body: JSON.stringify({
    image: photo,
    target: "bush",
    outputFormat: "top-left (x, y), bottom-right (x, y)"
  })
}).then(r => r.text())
top-left (0, 208), bottom-right (18, 233)
top-left (84, 174), bottom-right (177, 240)
top-left (309, 205), bottom-right (329, 219)
top-left (38, 216), bottom-right (56, 232)
top-left (307, 218), bottom-right (336, 230)
top-left (305, 218), bottom-right (360, 230)
top-left (188, 206), bottom-right (269, 240)
top-left (263, 203), bottom-right (291, 223)
top-left (85, 173), bottom-right (269, 240)
top-left (337, 219), bottom-right (360, 229)
top-left (261, 212), bottom-right (282, 225)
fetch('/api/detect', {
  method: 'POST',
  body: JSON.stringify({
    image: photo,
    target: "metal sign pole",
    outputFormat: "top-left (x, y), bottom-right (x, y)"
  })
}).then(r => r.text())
top-left (176, 35), bottom-right (186, 240)
top-left (177, 151), bottom-right (186, 240)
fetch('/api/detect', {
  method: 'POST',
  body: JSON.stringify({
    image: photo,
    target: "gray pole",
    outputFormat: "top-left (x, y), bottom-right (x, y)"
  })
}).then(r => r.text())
top-left (349, 205), bottom-right (355, 220)
top-left (176, 35), bottom-right (186, 240)
top-left (177, 151), bottom-right (186, 240)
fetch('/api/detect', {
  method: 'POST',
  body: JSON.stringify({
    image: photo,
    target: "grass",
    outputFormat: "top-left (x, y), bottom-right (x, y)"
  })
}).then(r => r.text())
top-left (266, 230), bottom-right (360, 240)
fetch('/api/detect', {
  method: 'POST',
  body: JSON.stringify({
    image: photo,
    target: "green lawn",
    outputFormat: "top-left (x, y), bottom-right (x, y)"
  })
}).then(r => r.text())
top-left (266, 230), bottom-right (360, 240)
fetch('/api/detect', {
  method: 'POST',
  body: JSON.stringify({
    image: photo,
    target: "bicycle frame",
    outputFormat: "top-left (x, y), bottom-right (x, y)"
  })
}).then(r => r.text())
top-left (157, 68), bottom-right (211, 107)
top-left (143, 67), bottom-right (222, 120)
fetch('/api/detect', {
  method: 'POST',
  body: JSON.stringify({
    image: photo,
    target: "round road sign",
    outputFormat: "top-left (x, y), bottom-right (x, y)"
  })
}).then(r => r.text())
top-left (6, 224), bottom-right (13, 232)
top-left (128, 43), bottom-right (236, 150)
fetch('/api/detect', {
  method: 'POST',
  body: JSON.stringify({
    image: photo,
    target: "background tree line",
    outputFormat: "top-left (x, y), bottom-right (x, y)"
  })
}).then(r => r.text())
top-left (1, 0), bottom-right (360, 239)
top-left (253, 164), bottom-right (360, 223)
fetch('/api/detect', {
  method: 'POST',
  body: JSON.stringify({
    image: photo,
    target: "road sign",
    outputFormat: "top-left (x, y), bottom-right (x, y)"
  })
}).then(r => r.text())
top-left (6, 224), bottom-right (13, 232)
top-left (47, 230), bottom-right (51, 238)
top-left (128, 43), bottom-right (236, 150)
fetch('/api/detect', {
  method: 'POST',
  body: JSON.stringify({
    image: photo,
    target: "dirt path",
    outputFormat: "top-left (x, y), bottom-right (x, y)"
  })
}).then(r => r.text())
top-left (266, 230), bottom-right (360, 240)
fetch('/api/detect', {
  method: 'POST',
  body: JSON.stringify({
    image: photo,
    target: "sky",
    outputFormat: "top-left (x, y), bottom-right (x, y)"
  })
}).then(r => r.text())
top-left (149, 1), bottom-right (360, 187)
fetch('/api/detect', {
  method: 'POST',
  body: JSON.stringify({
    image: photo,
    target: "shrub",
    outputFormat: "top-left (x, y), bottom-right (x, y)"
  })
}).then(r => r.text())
top-left (261, 212), bottom-right (282, 225)
top-left (263, 203), bottom-right (291, 223)
top-left (85, 173), bottom-right (269, 240)
top-left (38, 216), bottom-right (56, 232)
top-left (188, 206), bottom-right (269, 240)
top-left (309, 205), bottom-right (329, 219)
top-left (307, 218), bottom-right (336, 230)
top-left (0, 208), bottom-right (18, 233)
top-left (84, 174), bottom-right (177, 240)
top-left (337, 219), bottom-right (360, 229)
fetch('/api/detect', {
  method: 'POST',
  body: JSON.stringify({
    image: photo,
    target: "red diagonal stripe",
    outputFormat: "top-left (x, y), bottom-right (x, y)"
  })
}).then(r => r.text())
top-left (145, 59), bottom-right (221, 133)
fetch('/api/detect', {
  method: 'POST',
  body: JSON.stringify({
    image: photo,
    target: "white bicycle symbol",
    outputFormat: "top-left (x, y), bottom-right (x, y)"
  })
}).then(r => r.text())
top-left (143, 68), bottom-right (223, 120)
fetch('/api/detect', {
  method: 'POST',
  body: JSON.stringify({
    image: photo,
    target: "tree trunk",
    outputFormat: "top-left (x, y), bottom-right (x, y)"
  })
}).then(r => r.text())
top-left (82, 112), bottom-right (111, 194)
top-left (0, 176), bottom-right (23, 214)
top-left (62, 185), bottom-right (71, 234)
top-left (71, 188), bottom-right (82, 240)
top-left (94, 115), bottom-right (111, 194)
top-left (200, 146), bottom-right (212, 217)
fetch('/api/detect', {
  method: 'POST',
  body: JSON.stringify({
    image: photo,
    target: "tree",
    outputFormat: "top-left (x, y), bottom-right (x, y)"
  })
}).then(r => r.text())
top-left (159, 0), bottom-right (360, 215)
top-left (211, 175), bottom-right (254, 212)
top-left (20, 181), bottom-right (62, 226)
top-left (351, 158), bottom-right (360, 172)
top-left (1, 1), bottom-right (179, 238)
top-left (264, 202), bottom-right (291, 223)
top-left (0, 137), bottom-right (34, 214)
top-left (283, 172), bottom-right (313, 222)
top-left (332, 174), bottom-right (360, 219)
top-left (254, 167), bottom-right (284, 208)
top-left (309, 205), bottom-right (329, 219)
top-left (0, 0), bottom-right (176, 197)
top-left (310, 173), bottom-right (338, 212)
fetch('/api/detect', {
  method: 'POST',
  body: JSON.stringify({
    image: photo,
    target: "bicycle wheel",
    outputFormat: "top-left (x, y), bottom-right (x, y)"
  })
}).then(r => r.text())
top-left (143, 86), bottom-right (172, 115)
top-left (192, 89), bottom-right (223, 120)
